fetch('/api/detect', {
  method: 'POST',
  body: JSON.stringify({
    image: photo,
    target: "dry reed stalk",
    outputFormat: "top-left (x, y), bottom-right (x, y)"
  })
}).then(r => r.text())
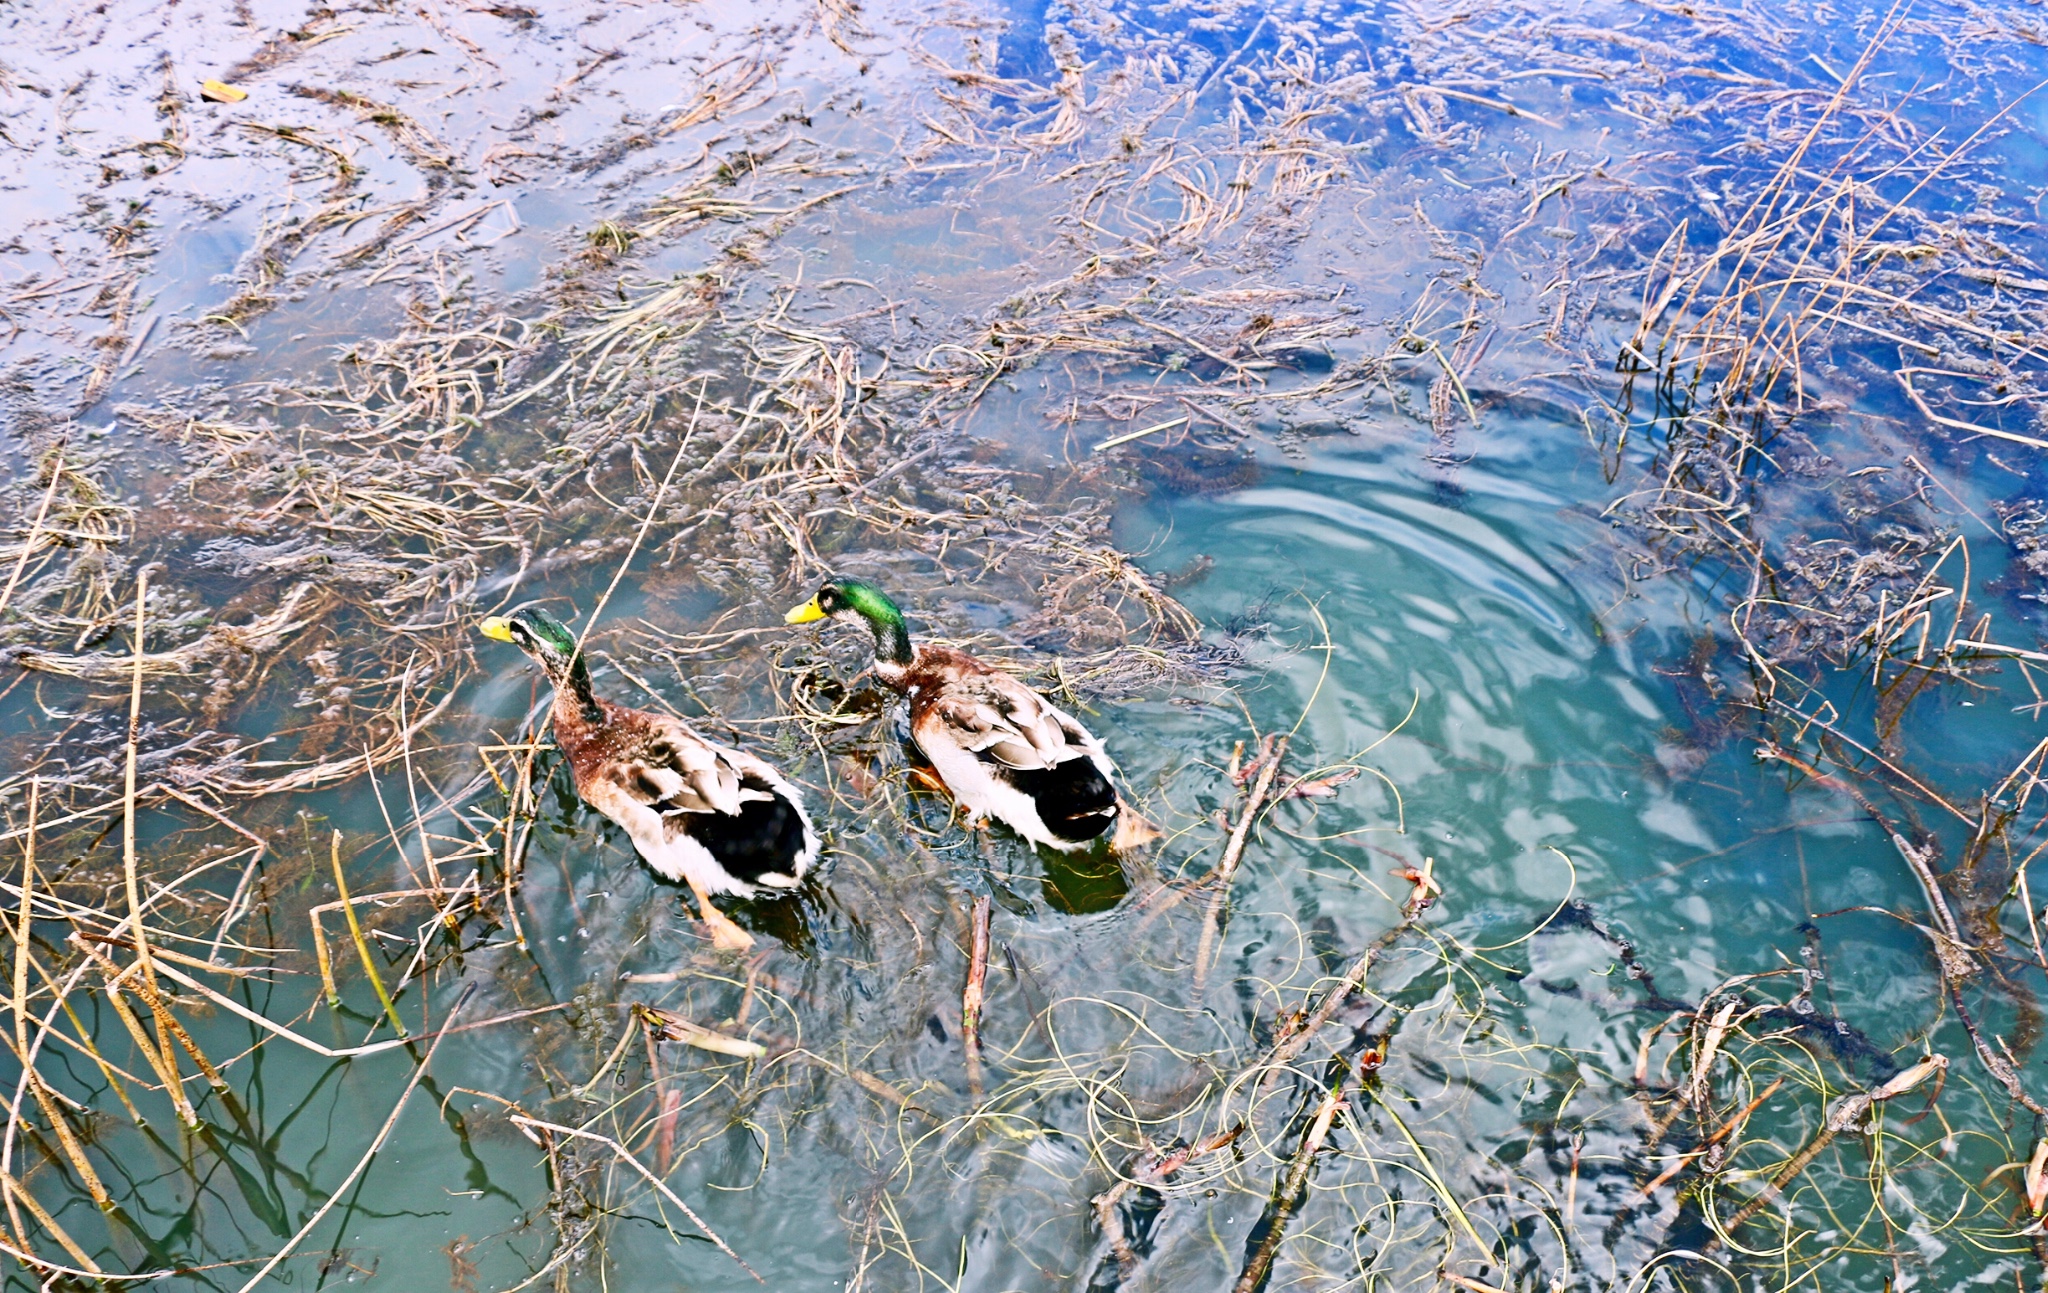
top-left (396, 698), bottom-right (445, 901)
top-left (636, 1004), bottom-right (768, 1060)
top-left (485, 739), bottom-right (540, 953)
top-left (134, 983), bottom-right (231, 1098)
top-left (232, 983), bottom-right (475, 1292)
top-left (1753, 743), bottom-right (1996, 988)
top-left (1682, 997), bottom-right (1742, 1110)
top-left (1367, 1078), bottom-right (1489, 1250)
top-left (70, 933), bottom-right (270, 979)
top-left (1244, 915), bottom-right (1420, 1106)
top-left (148, 958), bottom-right (563, 1059)
top-left (1090, 1126), bottom-right (1243, 1284)
top-left (78, 946), bottom-right (195, 1126)
top-left (649, 1038), bottom-right (682, 1177)
top-left (750, 1037), bottom-right (935, 1122)
top-left (105, 571), bottom-right (200, 1133)
top-left (509, 1114), bottom-right (763, 1283)
top-left (120, 572), bottom-right (156, 995)
top-left (1638, 1076), bottom-right (1785, 1197)
top-left (389, 871), bottom-right (484, 1003)
top-left (2018, 864), bottom-right (2048, 976)
top-left (2, 780), bottom-right (33, 1253)
top-left (0, 959), bottom-right (106, 1254)
top-left (8, 779), bottom-right (35, 1057)
top-left (18, 1050), bottom-right (109, 1216)
top-left (0, 1167), bottom-right (102, 1275)
top-left (0, 446), bottom-right (63, 619)
top-left (329, 831), bottom-right (409, 1038)
top-left (573, 1016), bottom-right (646, 1102)
top-left (1716, 1054), bottom-right (1947, 1238)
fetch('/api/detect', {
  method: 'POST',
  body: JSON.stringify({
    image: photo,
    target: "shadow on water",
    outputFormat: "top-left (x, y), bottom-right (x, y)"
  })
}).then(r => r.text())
top-left (1039, 846), bottom-right (1131, 917)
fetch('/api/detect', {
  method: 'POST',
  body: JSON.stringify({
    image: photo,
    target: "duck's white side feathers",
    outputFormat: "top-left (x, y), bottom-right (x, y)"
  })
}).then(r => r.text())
top-left (571, 711), bottom-right (818, 897)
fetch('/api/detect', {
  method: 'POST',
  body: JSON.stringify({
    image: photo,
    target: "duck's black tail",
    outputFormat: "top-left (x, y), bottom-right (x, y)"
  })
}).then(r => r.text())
top-left (683, 785), bottom-right (812, 886)
top-left (1008, 756), bottom-right (1118, 844)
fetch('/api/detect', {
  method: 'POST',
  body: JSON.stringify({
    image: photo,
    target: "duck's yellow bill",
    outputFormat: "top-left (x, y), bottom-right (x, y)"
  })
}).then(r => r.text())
top-left (478, 616), bottom-right (515, 642)
top-left (784, 598), bottom-right (826, 625)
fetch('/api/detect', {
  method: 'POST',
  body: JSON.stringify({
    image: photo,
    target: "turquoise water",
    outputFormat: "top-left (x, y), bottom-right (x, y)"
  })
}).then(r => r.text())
top-left (4, 0), bottom-right (2048, 1289)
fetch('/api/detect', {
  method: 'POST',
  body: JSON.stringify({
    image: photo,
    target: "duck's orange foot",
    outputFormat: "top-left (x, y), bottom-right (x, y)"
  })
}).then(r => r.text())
top-left (703, 910), bottom-right (756, 952)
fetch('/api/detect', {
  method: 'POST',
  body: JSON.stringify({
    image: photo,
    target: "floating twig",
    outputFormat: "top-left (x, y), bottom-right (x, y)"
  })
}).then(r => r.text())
top-left (1233, 1054), bottom-right (1360, 1292)
top-left (1093, 415), bottom-right (1187, 452)
top-left (962, 894), bottom-right (990, 1098)
top-left (1195, 735), bottom-right (1288, 995)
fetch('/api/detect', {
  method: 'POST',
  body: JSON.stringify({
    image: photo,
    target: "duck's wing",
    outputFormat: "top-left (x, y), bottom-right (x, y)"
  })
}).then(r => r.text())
top-left (915, 667), bottom-right (1120, 848)
top-left (704, 744), bottom-right (821, 887)
top-left (596, 714), bottom-right (747, 817)
top-left (588, 711), bottom-right (817, 890)
top-left (924, 669), bottom-right (1107, 771)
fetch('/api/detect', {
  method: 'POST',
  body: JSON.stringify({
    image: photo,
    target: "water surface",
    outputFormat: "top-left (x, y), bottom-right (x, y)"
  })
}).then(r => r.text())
top-left (4, 2), bottom-right (2047, 1290)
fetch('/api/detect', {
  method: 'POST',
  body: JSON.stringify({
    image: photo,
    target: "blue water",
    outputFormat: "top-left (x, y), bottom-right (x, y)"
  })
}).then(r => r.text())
top-left (4, 0), bottom-right (2047, 1289)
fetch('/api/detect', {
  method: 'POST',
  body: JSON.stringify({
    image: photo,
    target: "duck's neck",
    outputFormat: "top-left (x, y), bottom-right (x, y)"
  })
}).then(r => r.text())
top-left (549, 655), bottom-right (604, 726)
top-left (865, 614), bottom-right (915, 688)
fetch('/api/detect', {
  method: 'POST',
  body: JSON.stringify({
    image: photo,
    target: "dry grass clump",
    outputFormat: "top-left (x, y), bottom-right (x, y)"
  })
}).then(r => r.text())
top-left (0, 36), bottom-right (1235, 1283)
top-left (1599, 5), bottom-right (2047, 668)
top-left (1568, 13), bottom-right (2048, 1284)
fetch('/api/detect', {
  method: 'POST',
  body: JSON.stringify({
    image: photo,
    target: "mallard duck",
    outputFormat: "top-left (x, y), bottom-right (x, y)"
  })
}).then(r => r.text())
top-left (480, 605), bottom-right (817, 951)
top-left (785, 579), bottom-right (1145, 852)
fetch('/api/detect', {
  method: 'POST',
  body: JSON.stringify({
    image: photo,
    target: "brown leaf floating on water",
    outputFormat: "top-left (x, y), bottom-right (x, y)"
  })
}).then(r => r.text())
top-left (1286, 767), bottom-right (1359, 799)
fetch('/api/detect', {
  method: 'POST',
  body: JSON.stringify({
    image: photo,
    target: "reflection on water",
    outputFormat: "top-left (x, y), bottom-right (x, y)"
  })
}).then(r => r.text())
top-left (1125, 431), bottom-right (1886, 985)
top-left (3, 0), bottom-right (2046, 1288)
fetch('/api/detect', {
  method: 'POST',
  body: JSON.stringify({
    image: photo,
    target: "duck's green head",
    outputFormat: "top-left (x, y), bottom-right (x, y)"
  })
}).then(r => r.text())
top-left (785, 578), bottom-right (902, 627)
top-left (785, 579), bottom-right (912, 666)
top-left (479, 604), bottom-right (585, 682)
